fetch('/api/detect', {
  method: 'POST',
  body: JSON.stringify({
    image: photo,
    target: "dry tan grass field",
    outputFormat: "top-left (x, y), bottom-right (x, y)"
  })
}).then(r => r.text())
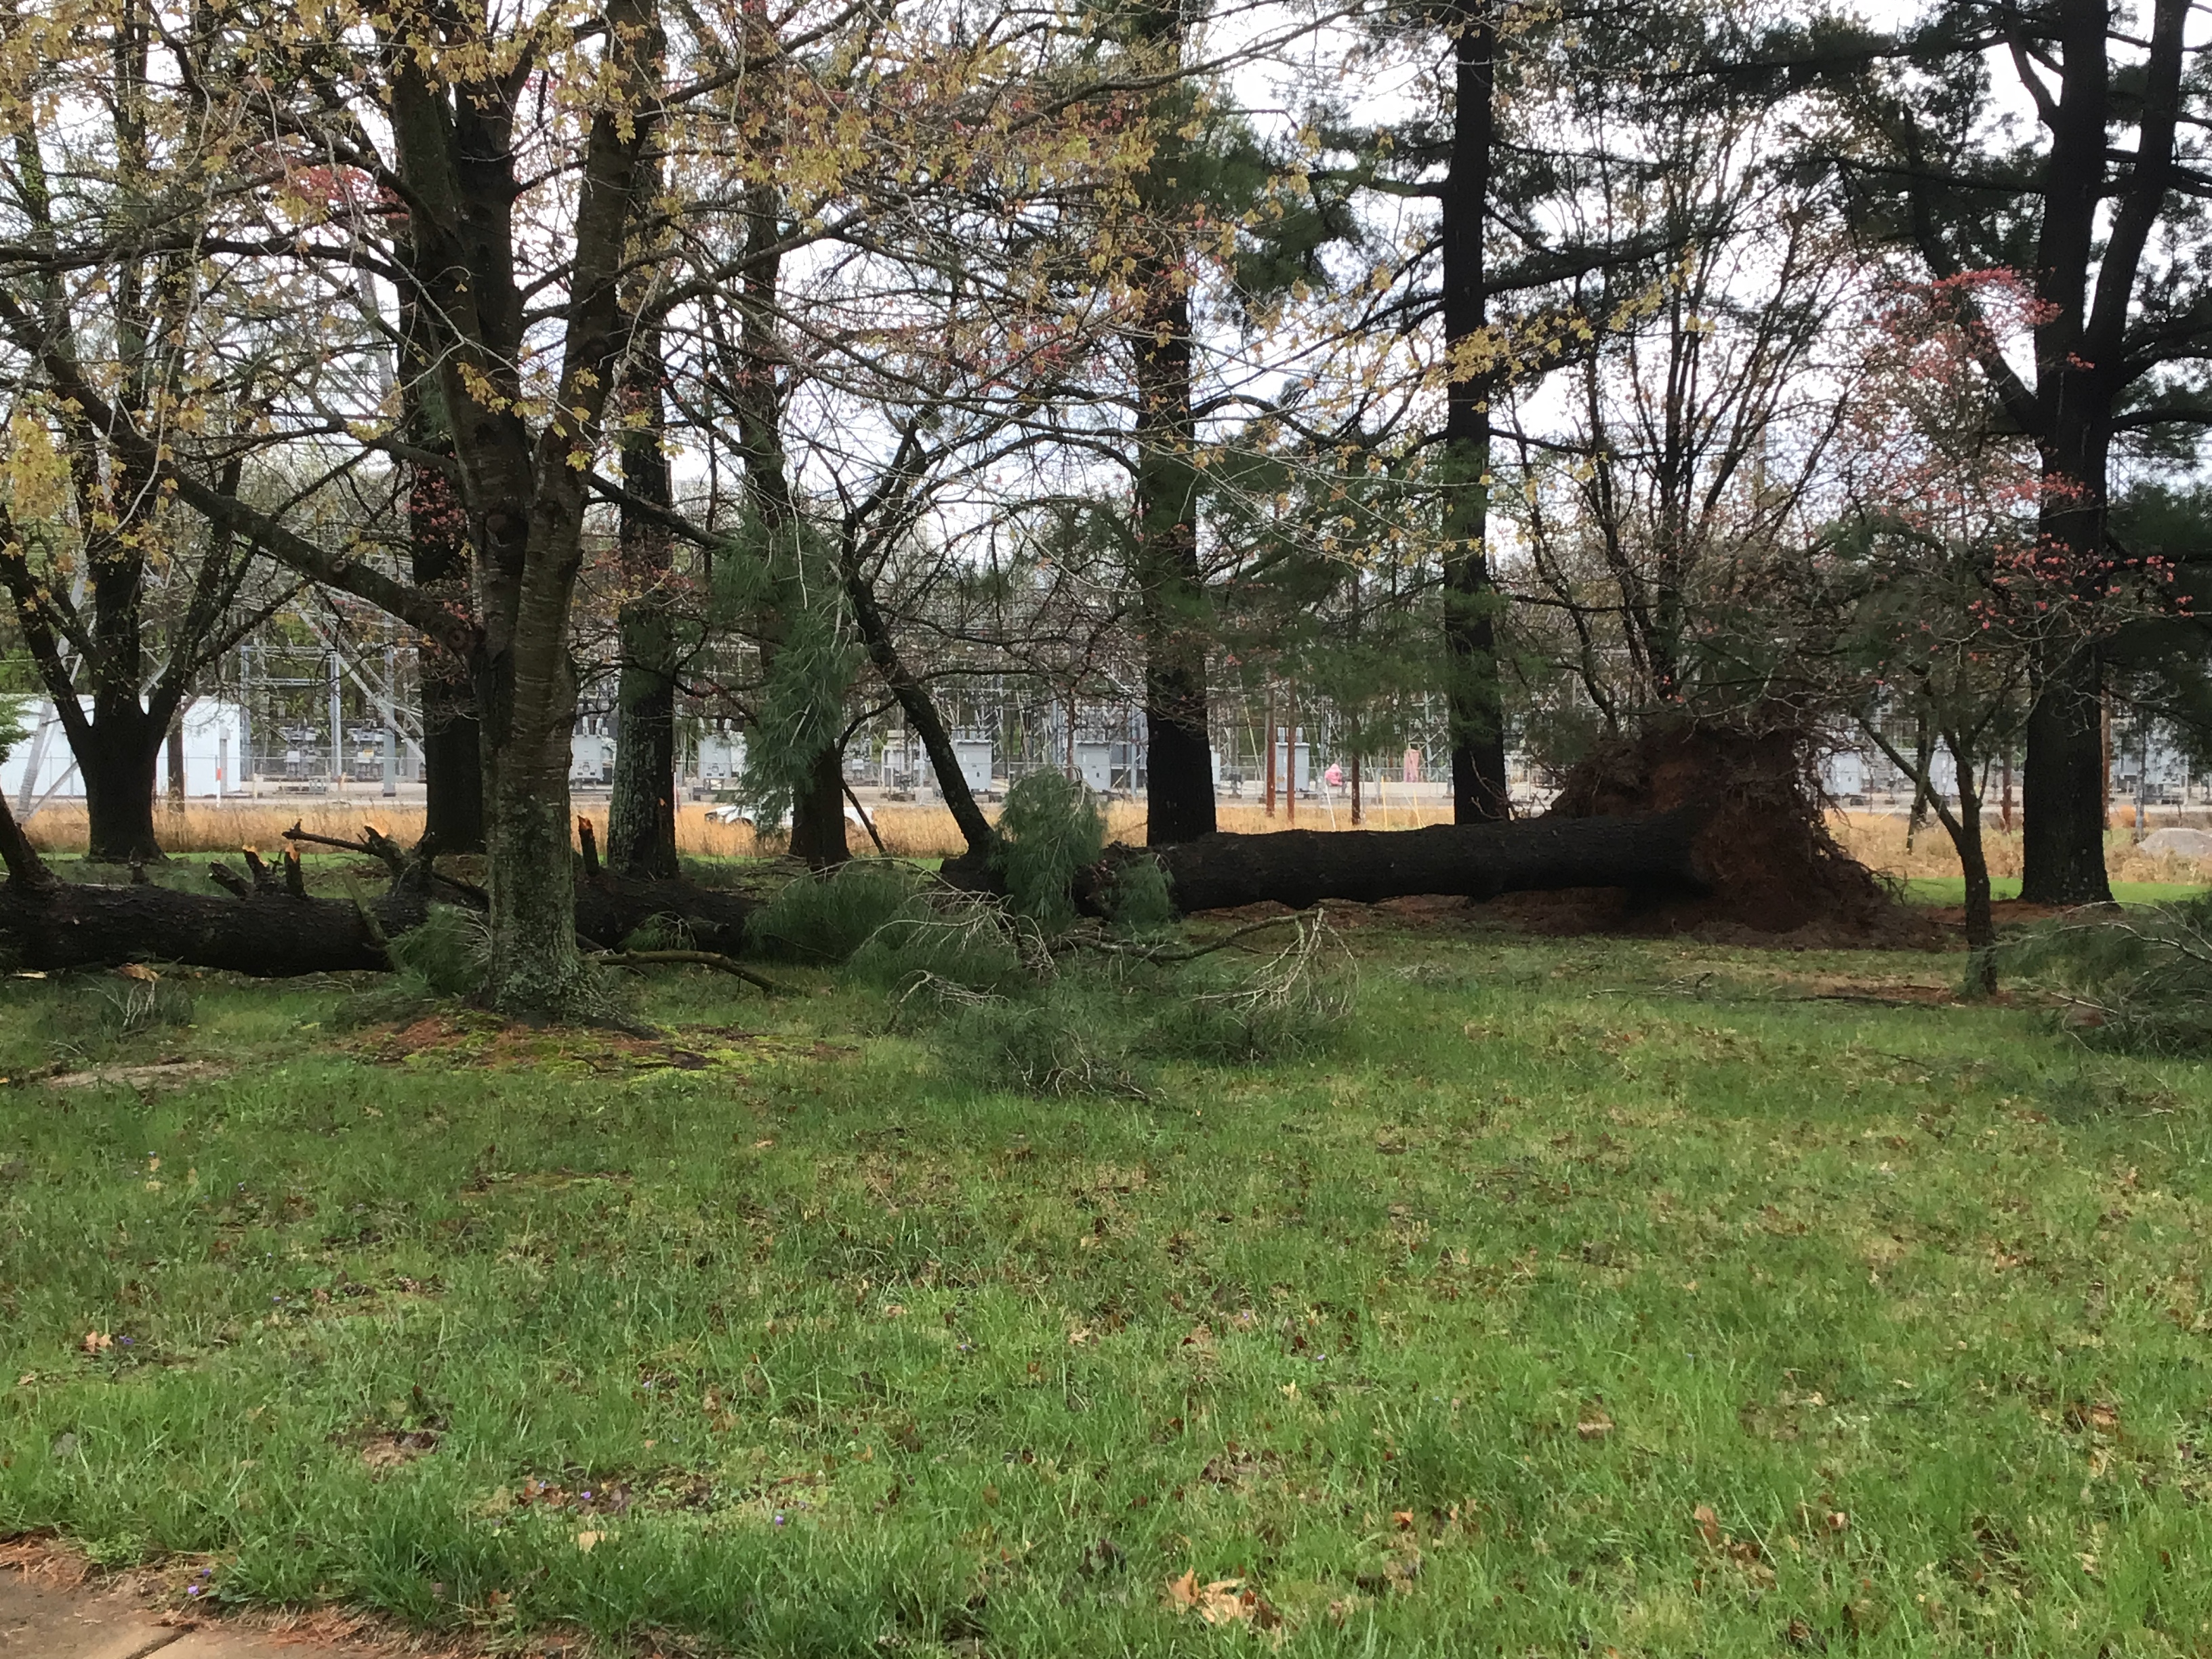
top-left (20, 793), bottom-right (2206, 886)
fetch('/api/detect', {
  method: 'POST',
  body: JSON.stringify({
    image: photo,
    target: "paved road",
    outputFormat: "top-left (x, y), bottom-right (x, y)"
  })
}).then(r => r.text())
top-left (0, 1568), bottom-right (385, 1658)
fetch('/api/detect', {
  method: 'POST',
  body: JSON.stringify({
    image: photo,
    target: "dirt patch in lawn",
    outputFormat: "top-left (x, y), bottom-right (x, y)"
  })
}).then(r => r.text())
top-left (41, 1059), bottom-right (230, 1091)
top-left (346, 1013), bottom-right (853, 1076)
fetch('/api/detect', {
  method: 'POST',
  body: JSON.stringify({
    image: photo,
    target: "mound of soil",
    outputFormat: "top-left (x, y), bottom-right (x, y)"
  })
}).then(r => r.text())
top-left (1542, 725), bottom-right (1938, 947)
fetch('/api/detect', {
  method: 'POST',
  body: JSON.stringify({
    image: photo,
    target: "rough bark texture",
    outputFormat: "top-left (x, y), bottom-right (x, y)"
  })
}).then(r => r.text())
top-left (2013, 0), bottom-right (2121, 904)
top-left (78, 726), bottom-right (166, 865)
top-left (1130, 0), bottom-right (1215, 848)
top-left (384, 0), bottom-right (663, 1011)
top-left (606, 298), bottom-right (680, 880)
top-left (0, 859), bottom-right (752, 977)
top-left (0, 873), bottom-right (754, 978)
top-left (786, 747), bottom-right (850, 868)
top-left (2020, 646), bottom-right (2112, 904)
top-left (1439, 0), bottom-right (1510, 823)
top-left (404, 428), bottom-right (484, 853)
top-left (0, 880), bottom-right (404, 976)
top-left (1145, 810), bottom-right (1704, 914)
top-left (575, 871), bottom-right (753, 956)
top-left (607, 618), bottom-right (680, 878)
top-left (419, 668), bottom-right (485, 854)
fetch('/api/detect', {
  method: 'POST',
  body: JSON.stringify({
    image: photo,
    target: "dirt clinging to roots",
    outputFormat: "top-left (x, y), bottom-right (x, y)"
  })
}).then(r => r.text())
top-left (1536, 725), bottom-right (1936, 945)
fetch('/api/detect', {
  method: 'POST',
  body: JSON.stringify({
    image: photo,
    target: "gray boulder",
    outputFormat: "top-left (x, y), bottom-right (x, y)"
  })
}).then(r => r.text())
top-left (2140, 827), bottom-right (2212, 859)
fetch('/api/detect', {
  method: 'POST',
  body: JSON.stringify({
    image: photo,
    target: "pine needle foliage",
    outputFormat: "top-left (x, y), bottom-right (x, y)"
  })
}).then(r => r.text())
top-left (747, 861), bottom-right (930, 964)
top-left (714, 512), bottom-right (861, 832)
top-left (2009, 897), bottom-right (2212, 1053)
top-left (991, 772), bottom-right (1105, 933)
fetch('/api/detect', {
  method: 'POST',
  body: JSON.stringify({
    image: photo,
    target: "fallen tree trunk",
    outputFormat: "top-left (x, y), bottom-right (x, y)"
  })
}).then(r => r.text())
top-left (0, 878), bottom-right (403, 976)
top-left (0, 804), bottom-right (758, 977)
top-left (0, 871), bottom-right (758, 977)
top-left (1133, 807), bottom-right (1706, 914)
top-left (574, 874), bottom-right (752, 956)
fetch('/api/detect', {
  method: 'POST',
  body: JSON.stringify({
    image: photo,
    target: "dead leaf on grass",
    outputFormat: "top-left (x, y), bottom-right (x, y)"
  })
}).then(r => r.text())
top-left (1577, 1409), bottom-right (1614, 1441)
top-left (1694, 1503), bottom-right (1722, 1547)
top-left (1162, 1571), bottom-right (1279, 1629)
top-left (360, 1430), bottom-right (438, 1471)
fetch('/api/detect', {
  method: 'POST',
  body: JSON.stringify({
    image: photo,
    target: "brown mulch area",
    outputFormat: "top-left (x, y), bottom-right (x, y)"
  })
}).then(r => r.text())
top-left (349, 1015), bottom-right (732, 1072)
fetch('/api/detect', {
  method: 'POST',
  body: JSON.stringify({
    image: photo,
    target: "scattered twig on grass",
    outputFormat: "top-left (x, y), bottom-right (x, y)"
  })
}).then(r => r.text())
top-left (1193, 909), bottom-right (1355, 1019)
top-left (587, 948), bottom-right (788, 996)
top-left (894, 969), bottom-right (1003, 1010)
top-left (1068, 908), bottom-right (1324, 964)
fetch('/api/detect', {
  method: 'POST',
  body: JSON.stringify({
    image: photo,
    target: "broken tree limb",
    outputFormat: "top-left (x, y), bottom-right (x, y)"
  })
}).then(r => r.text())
top-left (1093, 808), bottom-right (1708, 915)
top-left (1071, 909), bottom-right (1321, 962)
top-left (588, 948), bottom-right (787, 995)
top-left (279, 823), bottom-right (481, 907)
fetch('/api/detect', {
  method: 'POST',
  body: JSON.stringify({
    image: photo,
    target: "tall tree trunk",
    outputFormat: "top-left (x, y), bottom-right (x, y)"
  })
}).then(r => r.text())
top-left (786, 747), bottom-right (848, 867)
top-left (419, 659), bottom-right (485, 853)
top-left (2018, 413), bottom-right (2114, 906)
top-left (607, 298), bottom-right (680, 879)
top-left (401, 333), bottom-right (484, 852)
top-left (2020, 647), bottom-right (2111, 903)
top-left (1134, 282), bottom-right (1214, 845)
top-left (1130, 0), bottom-right (1214, 847)
top-left (1441, 0), bottom-right (1510, 823)
top-left (2018, 0), bottom-right (2118, 903)
top-left (1944, 733), bottom-right (1999, 995)
top-left (607, 602), bottom-right (679, 877)
top-left (165, 714), bottom-right (186, 808)
top-left (81, 715), bottom-right (165, 864)
top-left (384, 0), bottom-right (661, 1012)
top-left (731, 174), bottom-right (846, 868)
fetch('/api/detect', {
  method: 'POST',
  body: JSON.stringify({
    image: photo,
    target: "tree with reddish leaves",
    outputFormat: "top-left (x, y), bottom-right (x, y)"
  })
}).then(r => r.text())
top-left (1801, 274), bottom-right (2187, 987)
top-left (1811, 0), bottom-right (2212, 903)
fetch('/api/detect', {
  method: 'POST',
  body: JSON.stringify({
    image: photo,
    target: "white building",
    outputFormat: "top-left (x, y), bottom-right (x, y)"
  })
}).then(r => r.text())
top-left (3, 698), bottom-right (249, 808)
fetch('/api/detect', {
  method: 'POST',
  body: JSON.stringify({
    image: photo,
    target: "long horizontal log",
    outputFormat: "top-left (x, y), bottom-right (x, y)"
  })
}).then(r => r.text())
top-left (0, 872), bottom-right (757, 978)
top-left (0, 880), bottom-right (403, 976)
top-left (1144, 808), bottom-right (1707, 914)
top-left (576, 875), bottom-right (752, 956)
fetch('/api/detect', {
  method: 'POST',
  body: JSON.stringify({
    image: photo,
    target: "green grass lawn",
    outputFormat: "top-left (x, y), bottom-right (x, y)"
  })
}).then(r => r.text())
top-left (4, 926), bottom-right (2212, 1656)
top-left (1903, 875), bottom-right (2205, 907)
